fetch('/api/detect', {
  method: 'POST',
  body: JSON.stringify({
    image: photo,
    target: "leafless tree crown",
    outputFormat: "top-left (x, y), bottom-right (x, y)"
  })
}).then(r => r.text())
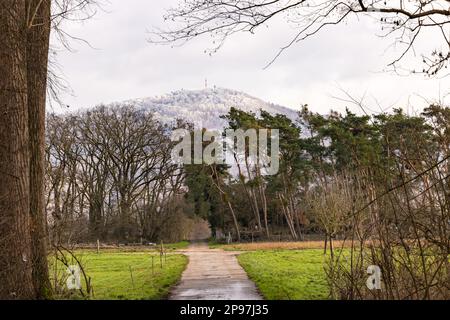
top-left (152, 0), bottom-right (450, 74)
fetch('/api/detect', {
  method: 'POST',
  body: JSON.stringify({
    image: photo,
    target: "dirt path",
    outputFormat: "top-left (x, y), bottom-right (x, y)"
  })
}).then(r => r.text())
top-left (169, 242), bottom-right (262, 300)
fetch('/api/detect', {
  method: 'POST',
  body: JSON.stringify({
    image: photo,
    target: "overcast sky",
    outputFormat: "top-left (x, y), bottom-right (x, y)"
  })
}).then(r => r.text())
top-left (53, 0), bottom-right (450, 115)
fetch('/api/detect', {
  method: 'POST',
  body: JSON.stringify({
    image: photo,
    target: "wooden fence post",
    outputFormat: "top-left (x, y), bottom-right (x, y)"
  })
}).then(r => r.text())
top-left (160, 240), bottom-right (164, 268)
top-left (151, 256), bottom-right (154, 275)
top-left (129, 266), bottom-right (135, 289)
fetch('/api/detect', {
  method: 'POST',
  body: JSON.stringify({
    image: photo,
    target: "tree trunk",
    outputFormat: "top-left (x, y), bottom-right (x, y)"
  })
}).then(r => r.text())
top-left (226, 199), bottom-right (241, 242)
top-left (210, 165), bottom-right (240, 241)
top-left (89, 195), bottom-right (104, 240)
top-left (278, 193), bottom-right (298, 240)
top-left (0, 0), bottom-right (35, 299)
top-left (26, 0), bottom-right (52, 299)
top-left (234, 154), bottom-right (261, 230)
top-left (119, 193), bottom-right (132, 241)
top-left (257, 167), bottom-right (269, 238)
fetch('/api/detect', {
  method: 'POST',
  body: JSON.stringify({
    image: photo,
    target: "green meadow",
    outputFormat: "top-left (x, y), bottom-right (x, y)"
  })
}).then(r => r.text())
top-left (238, 249), bottom-right (329, 300)
top-left (50, 249), bottom-right (188, 300)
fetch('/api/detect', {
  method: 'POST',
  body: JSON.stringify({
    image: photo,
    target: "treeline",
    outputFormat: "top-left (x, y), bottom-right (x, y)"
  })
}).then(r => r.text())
top-left (189, 106), bottom-right (448, 239)
top-left (46, 103), bottom-right (449, 245)
top-left (45, 105), bottom-right (193, 243)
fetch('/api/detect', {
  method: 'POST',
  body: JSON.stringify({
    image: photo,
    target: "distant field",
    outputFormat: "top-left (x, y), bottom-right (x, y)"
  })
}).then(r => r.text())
top-left (73, 240), bottom-right (190, 253)
top-left (238, 249), bottom-right (329, 300)
top-left (50, 248), bottom-right (188, 300)
top-left (210, 240), bottom-right (348, 251)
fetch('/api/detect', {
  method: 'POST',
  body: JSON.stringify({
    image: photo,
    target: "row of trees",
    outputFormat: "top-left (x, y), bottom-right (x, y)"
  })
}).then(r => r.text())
top-left (45, 105), bottom-right (193, 243)
top-left (185, 108), bottom-right (311, 241)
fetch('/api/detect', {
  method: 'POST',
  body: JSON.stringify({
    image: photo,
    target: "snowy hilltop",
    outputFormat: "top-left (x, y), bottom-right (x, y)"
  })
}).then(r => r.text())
top-left (124, 87), bottom-right (298, 130)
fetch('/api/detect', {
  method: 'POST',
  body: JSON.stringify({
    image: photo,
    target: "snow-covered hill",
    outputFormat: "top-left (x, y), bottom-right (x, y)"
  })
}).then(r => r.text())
top-left (125, 88), bottom-right (298, 130)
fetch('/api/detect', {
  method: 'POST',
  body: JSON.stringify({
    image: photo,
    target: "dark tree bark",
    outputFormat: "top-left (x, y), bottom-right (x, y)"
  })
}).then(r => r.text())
top-left (26, 0), bottom-right (52, 299)
top-left (0, 0), bottom-right (35, 299)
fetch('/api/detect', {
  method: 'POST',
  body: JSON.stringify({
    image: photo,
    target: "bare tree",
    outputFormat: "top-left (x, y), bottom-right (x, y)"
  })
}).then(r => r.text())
top-left (153, 0), bottom-right (450, 75)
top-left (45, 105), bottom-right (192, 244)
top-left (305, 172), bottom-right (360, 254)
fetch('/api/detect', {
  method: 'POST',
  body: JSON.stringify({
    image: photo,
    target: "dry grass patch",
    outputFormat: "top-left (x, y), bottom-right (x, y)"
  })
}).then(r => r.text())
top-left (214, 240), bottom-right (350, 251)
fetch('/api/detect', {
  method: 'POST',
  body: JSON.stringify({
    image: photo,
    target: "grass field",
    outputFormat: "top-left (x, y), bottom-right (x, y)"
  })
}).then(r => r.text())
top-left (238, 249), bottom-right (329, 300)
top-left (52, 240), bottom-right (333, 300)
top-left (74, 240), bottom-right (191, 253)
top-left (51, 249), bottom-right (188, 300)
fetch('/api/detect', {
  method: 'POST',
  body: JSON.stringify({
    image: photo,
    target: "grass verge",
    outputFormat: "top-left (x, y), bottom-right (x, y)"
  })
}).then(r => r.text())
top-left (210, 240), bottom-right (349, 251)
